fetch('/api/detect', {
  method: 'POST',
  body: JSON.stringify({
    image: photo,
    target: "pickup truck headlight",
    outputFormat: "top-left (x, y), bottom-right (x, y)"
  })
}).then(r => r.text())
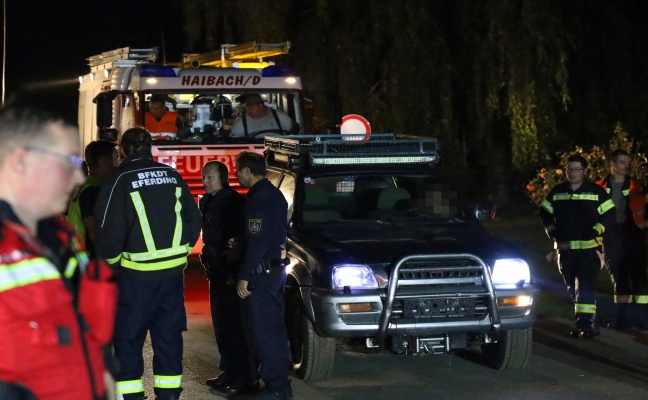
top-left (332, 265), bottom-right (379, 289)
top-left (491, 258), bottom-right (530, 285)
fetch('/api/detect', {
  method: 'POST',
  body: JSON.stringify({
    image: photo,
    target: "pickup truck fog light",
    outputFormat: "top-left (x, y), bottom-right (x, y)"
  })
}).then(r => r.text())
top-left (491, 259), bottom-right (530, 284)
top-left (497, 296), bottom-right (533, 307)
top-left (339, 303), bottom-right (373, 313)
top-left (332, 265), bottom-right (379, 289)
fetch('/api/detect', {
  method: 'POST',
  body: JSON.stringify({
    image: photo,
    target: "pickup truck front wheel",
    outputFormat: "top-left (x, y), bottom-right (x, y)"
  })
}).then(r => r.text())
top-left (481, 327), bottom-right (532, 370)
top-left (288, 294), bottom-right (336, 381)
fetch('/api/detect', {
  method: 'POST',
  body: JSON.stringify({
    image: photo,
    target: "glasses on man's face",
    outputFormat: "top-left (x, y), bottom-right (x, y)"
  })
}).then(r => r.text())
top-left (26, 146), bottom-right (84, 172)
top-left (565, 167), bottom-right (584, 173)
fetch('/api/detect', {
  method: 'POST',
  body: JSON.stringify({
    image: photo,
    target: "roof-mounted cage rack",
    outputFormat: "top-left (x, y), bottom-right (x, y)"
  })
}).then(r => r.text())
top-left (264, 134), bottom-right (439, 167)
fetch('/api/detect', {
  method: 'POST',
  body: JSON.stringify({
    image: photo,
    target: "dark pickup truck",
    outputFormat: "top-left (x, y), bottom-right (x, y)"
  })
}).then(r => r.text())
top-left (263, 134), bottom-right (539, 381)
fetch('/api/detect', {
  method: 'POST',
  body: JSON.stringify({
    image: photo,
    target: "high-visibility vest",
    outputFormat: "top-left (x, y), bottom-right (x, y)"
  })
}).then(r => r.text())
top-left (597, 176), bottom-right (645, 227)
top-left (145, 111), bottom-right (178, 139)
top-left (65, 175), bottom-right (102, 243)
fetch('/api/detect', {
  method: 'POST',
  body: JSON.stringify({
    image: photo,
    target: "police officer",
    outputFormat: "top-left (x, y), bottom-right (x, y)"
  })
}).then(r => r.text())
top-left (95, 127), bottom-right (202, 400)
top-left (235, 151), bottom-right (293, 400)
top-left (597, 149), bottom-right (648, 330)
top-left (0, 106), bottom-right (117, 400)
top-left (200, 161), bottom-right (257, 395)
top-left (540, 154), bottom-right (616, 339)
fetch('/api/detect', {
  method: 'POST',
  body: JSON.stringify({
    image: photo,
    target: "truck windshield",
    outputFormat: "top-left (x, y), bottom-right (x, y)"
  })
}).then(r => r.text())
top-left (143, 90), bottom-right (302, 142)
top-left (301, 174), bottom-right (465, 224)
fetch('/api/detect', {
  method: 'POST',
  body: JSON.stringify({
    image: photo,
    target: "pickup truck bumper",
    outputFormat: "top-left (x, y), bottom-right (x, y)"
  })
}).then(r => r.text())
top-left (307, 283), bottom-right (540, 338)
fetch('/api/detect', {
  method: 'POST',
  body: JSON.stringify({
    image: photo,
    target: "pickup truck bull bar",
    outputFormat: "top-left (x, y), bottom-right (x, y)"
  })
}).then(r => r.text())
top-left (373, 253), bottom-right (502, 348)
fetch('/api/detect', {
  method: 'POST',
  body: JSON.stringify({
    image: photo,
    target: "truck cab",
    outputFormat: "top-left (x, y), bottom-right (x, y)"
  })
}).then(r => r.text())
top-left (78, 43), bottom-right (314, 197)
top-left (263, 134), bottom-right (540, 381)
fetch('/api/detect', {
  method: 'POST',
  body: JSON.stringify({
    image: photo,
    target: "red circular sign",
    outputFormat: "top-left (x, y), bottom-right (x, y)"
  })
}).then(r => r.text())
top-left (340, 114), bottom-right (371, 139)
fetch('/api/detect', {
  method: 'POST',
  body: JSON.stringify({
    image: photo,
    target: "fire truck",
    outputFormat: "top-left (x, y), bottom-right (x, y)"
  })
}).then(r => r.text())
top-left (78, 42), bottom-right (313, 254)
top-left (77, 42), bottom-right (310, 193)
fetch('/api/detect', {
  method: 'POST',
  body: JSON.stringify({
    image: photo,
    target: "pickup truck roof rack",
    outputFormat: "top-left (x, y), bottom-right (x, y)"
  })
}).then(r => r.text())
top-left (264, 134), bottom-right (439, 167)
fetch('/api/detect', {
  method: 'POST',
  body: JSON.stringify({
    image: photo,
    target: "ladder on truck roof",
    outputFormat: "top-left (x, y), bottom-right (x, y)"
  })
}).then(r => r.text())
top-left (180, 41), bottom-right (290, 68)
top-left (87, 47), bottom-right (158, 73)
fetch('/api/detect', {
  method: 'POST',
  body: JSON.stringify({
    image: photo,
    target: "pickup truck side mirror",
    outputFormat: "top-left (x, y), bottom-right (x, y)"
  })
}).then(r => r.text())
top-left (472, 201), bottom-right (497, 221)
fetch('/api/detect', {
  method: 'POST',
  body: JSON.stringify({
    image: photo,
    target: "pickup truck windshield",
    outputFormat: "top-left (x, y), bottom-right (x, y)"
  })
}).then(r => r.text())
top-left (301, 174), bottom-right (463, 223)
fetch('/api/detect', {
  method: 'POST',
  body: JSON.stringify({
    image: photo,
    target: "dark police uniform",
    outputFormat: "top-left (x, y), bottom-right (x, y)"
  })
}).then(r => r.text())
top-left (95, 152), bottom-right (202, 400)
top-left (539, 180), bottom-right (615, 337)
top-left (238, 178), bottom-right (292, 395)
top-left (200, 186), bottom-right (256, 386)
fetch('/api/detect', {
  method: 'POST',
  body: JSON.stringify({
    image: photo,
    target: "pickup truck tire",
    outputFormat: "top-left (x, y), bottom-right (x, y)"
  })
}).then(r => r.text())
top-left (481, 327), bottom-right (532, 370)
top-left (288, 295), bottom-right (336, 381)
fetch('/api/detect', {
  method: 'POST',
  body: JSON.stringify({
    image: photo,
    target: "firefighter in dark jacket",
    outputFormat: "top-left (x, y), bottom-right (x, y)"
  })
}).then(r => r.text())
top-left (200, 161), bottom-right (257, 395)
top-left (0, 107), bottom-right (117, 400)
top-left (234, 151), bottom-right (293, 400)
top-left (94, 127), bottom-right (202, 400)
top-left (596, 149), bottom-right (648, 330)
top-left (539, 154), bottom-right (616, 339)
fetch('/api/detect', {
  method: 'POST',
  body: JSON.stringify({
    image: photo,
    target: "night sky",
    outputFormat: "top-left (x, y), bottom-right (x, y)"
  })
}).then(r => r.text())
top-left (2, 0), bottom-right (182, 122)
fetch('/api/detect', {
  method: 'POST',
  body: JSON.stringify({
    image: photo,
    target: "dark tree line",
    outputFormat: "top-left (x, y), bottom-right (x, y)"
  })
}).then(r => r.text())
top-left (179, 0), bottom-right (648, 200)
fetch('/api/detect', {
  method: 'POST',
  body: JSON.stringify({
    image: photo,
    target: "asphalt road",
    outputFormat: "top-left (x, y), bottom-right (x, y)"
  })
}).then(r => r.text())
top-left (133, 265), bottom-right (648, 400)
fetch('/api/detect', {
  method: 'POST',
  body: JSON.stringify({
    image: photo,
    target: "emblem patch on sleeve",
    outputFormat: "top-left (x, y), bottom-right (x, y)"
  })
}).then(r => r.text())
top-left (248, 219), bottom-right (262, 234)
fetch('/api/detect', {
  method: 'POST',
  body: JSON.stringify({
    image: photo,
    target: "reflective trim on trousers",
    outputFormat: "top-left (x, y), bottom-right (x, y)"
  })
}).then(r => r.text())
top-left (116, 379), bottom-right (145, 395)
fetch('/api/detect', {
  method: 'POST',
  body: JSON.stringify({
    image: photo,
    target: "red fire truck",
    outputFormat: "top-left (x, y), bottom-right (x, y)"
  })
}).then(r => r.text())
top-left (78, 42), bottom-right (312, 254)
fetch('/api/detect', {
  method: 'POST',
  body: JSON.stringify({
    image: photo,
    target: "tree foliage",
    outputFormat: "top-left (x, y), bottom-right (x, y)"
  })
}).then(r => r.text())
top-left (178, 0), bottom-right (648, 199)
top-left (526, 123), bottom-right (648, 207)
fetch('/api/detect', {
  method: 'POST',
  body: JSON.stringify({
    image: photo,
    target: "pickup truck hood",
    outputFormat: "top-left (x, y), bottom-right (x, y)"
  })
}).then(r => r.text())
top-left (293, 220), bottom-right (522, 265)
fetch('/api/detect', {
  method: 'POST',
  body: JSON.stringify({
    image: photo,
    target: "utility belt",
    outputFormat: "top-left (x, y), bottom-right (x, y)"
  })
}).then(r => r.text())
top-left (253, 258), bottom-right (287, 275)
top-left (0, 381), bottom-right (37, 400)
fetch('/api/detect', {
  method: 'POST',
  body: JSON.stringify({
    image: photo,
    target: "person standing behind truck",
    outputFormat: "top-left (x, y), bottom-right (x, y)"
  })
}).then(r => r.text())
top-left (200, 161), bottom-right (258, 395)
top-left (94, 127), bottom-right (202, 400)
top-left (145, 95), bottom-right (183, 140)
top-left (234, 151), bottom-right (293, 400)
top-left (596, 149), bottom-right (648, 330)
top-left (539, 154), bottom-right (616, 339)
top-left (0, 106), bottom-right (117, 400)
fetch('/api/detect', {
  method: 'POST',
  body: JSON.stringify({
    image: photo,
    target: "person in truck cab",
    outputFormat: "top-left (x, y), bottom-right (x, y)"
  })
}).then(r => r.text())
top-left (145, 94), bottom-right (183, 140)
top-left (230, 93), bottom-right (296, 138)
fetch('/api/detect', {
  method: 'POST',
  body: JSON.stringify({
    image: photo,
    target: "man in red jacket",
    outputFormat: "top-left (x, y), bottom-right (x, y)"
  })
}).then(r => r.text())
top-left (0, 106), bottom-right (117, 400)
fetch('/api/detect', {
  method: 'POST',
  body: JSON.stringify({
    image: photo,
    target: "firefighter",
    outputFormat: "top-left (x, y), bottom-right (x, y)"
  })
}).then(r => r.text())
top-left (145, 95), bottom-right (183, 140)
top-left (0, 106), bottom-right (117, 400)
top-left (539, 154), bottom-right (616, 339)
top-left (596, 149), bottom-right (648, 330)
top-left (94, 127), bottom-right (202, 400)
top-left (234, 151), bottom-right (293, 400)
top-left (200, 161), bottom-right (257, 395)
